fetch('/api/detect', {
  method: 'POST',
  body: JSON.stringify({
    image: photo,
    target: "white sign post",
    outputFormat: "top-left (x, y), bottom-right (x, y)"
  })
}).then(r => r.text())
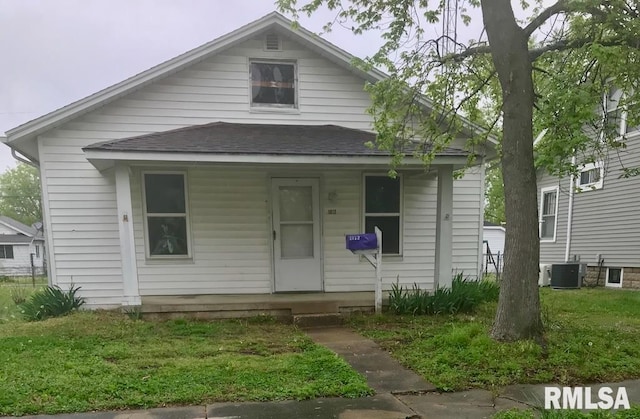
top-left (347, 226), bottom-right (383, 313)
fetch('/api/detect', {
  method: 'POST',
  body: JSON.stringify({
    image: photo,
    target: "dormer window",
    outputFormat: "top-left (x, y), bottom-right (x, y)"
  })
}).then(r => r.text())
top-left (250, 61), bottom-right (296, 108)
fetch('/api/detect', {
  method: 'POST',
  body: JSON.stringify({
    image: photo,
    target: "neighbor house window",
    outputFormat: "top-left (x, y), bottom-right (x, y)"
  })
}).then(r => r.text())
top-left (0, 245), bottom-right (14, 259)
top-left (250, 61), bottom-right (296, 108)
top-left (143, 173), bottom-right (190, 257)
top-left (606, 267), bottom-right (623, 288)
top-left (35, 245), bottom-right (40, 258)
top-left (539, 186), bottom-right (558, 242)
top-left (603, 87), bottom-right (628, 139)
top-left (364, 175), bottom-right (401, 255)
top-left (576, 161), bottom-right (604, 191)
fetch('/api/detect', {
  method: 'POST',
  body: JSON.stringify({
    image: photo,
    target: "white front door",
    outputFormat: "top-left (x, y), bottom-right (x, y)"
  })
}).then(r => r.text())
top-left (271, 178), bottom-right (322, 292)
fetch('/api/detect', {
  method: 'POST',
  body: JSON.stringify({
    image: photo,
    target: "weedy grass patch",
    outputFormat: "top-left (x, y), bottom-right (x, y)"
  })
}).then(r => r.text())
top-left (0, 312), bottom-right (371, 416)
top-left (350, 288), bottom-right (640, 392)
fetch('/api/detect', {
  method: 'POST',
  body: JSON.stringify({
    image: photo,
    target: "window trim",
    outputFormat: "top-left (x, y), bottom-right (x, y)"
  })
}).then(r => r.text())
top-left (141, 171), bottom-right (192, 260)
top-left (606, 267), bottom-right (623, 288)
top-left (362, 173), bottom-right (403, 256)
top-left (539, 186), bottom-right (559, 243)
top-left (248, 59), bottom-right (298, 110)
top-left (576, 161), bottom-right (604, 192)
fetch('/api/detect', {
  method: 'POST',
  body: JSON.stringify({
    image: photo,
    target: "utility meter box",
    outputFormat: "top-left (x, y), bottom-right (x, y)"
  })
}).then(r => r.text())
top-left (345, 233), bottom-right (378, 252)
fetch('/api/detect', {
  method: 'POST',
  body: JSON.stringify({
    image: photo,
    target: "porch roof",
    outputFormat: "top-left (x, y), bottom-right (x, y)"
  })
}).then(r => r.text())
top-left (83, 122), bottom-right (469, 157)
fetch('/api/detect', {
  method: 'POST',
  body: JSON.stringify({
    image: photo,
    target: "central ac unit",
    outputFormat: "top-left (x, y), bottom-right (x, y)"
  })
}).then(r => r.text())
top-left (539, 264), bottom-right (551, 287)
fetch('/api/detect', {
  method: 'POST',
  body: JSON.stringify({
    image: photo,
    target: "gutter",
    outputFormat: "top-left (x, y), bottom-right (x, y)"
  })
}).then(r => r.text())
top-left (11, 148), bottom-right (39, 168)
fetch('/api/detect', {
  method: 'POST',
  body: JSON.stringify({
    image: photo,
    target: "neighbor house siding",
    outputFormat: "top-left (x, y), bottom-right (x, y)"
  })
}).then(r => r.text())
top-left (0, 244), bottom-right (43, 276)
top-left (452, 167), bottom-right (483, 278)
top-left (539, 131), bottom-right (640, 268)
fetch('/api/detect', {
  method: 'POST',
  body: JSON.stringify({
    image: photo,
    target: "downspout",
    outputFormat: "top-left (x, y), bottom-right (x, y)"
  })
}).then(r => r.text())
top-left (564, 155), bottom-right (576, 262)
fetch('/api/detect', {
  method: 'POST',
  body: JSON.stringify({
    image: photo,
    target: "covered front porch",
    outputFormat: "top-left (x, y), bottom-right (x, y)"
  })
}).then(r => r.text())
top-left (83, 122), bottom-right (471, 311)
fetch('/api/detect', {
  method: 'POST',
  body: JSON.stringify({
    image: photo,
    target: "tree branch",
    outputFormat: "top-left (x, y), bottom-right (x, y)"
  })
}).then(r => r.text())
top-left (529, 36), bottom-right (640, 60)
top-left (523, 0), bottom-right (569, 37)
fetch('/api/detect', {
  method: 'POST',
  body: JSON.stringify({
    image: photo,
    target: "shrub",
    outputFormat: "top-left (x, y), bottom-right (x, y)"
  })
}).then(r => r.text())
top-left (19, 285), bottom-right (85, 321)
top-left (10, 286), bottom-right (29, 305)
top-left (388, 273), bottom-right (499, 315)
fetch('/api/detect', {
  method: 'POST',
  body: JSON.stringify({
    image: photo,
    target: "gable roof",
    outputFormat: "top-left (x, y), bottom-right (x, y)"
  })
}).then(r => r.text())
top-left (4, 12), bottom-right (494, 154)
top-left (3, 12), bottom-right (386, 146)
top-left (83, 122), bottom-right (470, 157)
top-left (0, 215), bottom-right (37, 237)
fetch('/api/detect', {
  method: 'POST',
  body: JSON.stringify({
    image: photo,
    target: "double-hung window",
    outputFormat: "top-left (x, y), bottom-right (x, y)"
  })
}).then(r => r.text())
top-left (0, 245), bottom-right (14, 259)
top-left (539, 186), bottom-right (558, 242)
top-left (364, 175), bottom-right (401, 255)
top-left (143, 173), bottom-right (190, 258)
top-left (250, 61), bottom-right (296, 108)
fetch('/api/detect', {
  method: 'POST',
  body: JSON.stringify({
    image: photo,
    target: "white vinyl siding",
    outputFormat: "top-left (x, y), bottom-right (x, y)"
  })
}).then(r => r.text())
top-left (0, 242), bottom-right (46, 276)
top-left (35, 34), bottom-right (485, 305)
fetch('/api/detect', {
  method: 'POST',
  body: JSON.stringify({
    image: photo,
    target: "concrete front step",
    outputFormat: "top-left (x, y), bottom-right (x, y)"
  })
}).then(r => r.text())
top-left (293, 313), bottom-right (344, 328)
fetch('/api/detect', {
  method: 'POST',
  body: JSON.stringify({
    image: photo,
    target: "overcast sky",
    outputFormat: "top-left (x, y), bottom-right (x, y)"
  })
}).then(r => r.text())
top-left (0, 0), bottom-right (491, 173)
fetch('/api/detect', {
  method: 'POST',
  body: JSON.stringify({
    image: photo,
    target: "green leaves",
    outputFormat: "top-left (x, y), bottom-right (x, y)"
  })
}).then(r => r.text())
top-left (19, 285), bottom-right (85, 321)
top-left (0, 164), bottom-right (41, 226)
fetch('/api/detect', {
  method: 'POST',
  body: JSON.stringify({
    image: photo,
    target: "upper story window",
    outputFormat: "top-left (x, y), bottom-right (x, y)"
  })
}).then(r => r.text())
top-left (603, 87), bottom-right (629, 139)
top-left (364, 175), bottom-right (402, 255)
top-left (539, 186), bottom-right (558, 242)
top-left (143, 172), bottom-right (190, 258)
top-left (250, 61), bottom-right (296, 108)
top-left (576, 161), bottom-right (604, 191)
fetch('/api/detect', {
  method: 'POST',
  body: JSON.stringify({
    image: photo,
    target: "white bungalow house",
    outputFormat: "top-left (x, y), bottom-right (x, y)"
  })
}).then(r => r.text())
top-left (1, 13), bottom-right (492, 316)
top-left (0, 216), bottom-right (45, 277)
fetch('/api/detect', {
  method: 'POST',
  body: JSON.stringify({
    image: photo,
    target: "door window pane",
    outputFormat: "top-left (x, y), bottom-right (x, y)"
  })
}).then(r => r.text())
top-left (279, 186), bottom-right (312, 222)
top-left (281, 224), bottom-right (313, 258)
top-left (365, 216), bottom-right (400, 254)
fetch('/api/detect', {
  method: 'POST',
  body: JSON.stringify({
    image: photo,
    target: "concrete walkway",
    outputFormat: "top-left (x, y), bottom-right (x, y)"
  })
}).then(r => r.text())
top-left (7, 326), bottom-right (640, 419)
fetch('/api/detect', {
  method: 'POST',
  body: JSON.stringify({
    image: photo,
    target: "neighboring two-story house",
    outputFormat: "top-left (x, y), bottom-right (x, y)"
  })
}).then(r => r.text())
top-left (538, 87), bottom-right (640, 289)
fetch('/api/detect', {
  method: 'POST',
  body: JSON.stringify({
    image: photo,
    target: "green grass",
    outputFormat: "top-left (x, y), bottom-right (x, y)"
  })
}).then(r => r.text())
top-left (495, 406), bottom-right (640, 418)
top-left (0, 312), bottom-right (371, 416)
top-left (349, 288), bottom-right (640, 392)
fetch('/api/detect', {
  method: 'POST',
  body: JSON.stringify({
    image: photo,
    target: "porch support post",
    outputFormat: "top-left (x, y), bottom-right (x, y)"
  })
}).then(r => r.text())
top-left (115, 163), bottom-right (141, 306)
top-left (435, 165), bottom-right (454, 289)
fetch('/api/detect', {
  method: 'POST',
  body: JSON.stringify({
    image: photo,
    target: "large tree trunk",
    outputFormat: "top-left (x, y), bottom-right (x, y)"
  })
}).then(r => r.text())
top-left (481, 0), bottom-right (543, 341)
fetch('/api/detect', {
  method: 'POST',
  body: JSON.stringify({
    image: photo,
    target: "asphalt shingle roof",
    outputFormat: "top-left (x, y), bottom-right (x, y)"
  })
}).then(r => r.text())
top-left (84, 122), bottom-right (470, 157)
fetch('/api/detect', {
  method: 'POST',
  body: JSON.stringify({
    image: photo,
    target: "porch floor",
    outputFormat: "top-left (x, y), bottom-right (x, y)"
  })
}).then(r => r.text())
top-left (140, 292), bottom-right (385, 320)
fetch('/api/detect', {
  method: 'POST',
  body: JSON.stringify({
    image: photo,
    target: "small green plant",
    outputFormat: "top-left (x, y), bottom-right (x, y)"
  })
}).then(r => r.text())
top-left (10, 286), bottom-right (29, 305)
top-left (388, 273), bottom-right (499, 315)
top-left (19, 284), bottom-right (85, 321)
top-left (123, 305), bottom-right (143, 320)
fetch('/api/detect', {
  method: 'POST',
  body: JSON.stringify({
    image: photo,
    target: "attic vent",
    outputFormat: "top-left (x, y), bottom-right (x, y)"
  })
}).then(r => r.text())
top-left (264, 33), bottom-right (282, 51)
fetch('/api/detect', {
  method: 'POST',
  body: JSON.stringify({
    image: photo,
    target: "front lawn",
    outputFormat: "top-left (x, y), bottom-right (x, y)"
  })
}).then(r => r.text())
top-left (349, 288), bottom-right (640, 392)
top-left (0, 312), bottom-right (371, 416)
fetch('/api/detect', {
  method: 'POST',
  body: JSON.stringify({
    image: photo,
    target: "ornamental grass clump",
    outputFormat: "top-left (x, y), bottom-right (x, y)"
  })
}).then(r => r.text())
top-left (388, 273), bottom-right (499, 315)
top-left (19, 284), bottom-right (85, 321)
